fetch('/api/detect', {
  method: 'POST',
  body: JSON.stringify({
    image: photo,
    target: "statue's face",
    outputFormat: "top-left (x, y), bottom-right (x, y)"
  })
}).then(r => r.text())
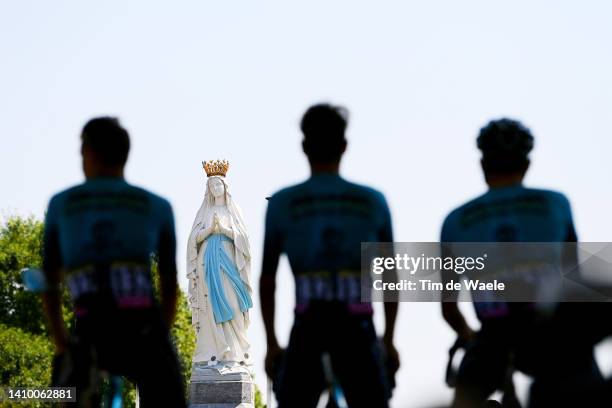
top-left (208, 177), bottom-right (226, 198)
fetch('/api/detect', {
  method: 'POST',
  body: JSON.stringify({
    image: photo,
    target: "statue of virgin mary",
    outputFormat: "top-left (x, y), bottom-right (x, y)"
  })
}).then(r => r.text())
top-left (186, 160), bottom-right (252, 368)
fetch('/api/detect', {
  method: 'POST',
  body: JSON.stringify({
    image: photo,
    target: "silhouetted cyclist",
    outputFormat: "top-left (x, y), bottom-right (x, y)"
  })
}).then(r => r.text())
top-left (42, 117), bottom-right (186, 407)
top-left (440, 118), bottom-right (605, 407)
top-left (260, 104), bottom-right (399, 408)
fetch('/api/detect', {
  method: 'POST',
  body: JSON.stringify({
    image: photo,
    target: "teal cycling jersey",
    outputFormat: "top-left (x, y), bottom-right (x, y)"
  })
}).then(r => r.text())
top-left (43, 178), bottom-right (175, 313)
top-left (441, 185), bottom-right (576, 243)
top-left (441, 184), bottom-right (577, 319)
top-left (263, 173), bottom-right (393, 313)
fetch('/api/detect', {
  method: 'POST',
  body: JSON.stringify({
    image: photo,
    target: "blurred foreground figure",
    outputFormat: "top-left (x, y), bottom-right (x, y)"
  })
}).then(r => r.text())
top-left (440, 119), bottom-right (607, 407)
top-left (260, 104), bottom-right (399, 408)
top-left (42, 117), bottom-right (186, 407)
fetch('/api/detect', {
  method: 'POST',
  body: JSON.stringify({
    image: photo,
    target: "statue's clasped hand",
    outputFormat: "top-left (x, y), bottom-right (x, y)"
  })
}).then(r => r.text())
top-left (212, 213), bottom-right (221, 234)
top-left (212, 213), bottom-right (233, 240)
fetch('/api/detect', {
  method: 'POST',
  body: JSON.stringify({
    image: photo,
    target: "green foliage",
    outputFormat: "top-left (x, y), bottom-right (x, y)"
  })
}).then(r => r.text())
top-left (0, 323), bottom-right (53, 408)
top-left (0, 216), bottom-right (73, 335)
top-left (171, 290), bottom-right (197, 389)
top-left (150, 259), bottom-right (196, 392)
top-left (255, 384), bottom-right (267, 408)
top-left (0, 216), bottom-right (46, 334)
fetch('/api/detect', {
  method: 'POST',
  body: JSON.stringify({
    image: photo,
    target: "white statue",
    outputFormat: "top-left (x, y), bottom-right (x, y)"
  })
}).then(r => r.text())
top-left (187, 160), bottom-right (252, 369)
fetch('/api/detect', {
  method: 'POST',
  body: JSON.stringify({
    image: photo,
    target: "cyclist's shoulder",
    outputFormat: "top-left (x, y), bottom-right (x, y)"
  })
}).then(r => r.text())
top-left (521, 186), bottom-right (573, 211)
top-left (341, 177), bottom-right (386, 199)
top-left (267, 178), bottom-right (316, 204)
top-left (444, 187), bottom-right (571, 217)
top-left (48, 183), bottom-right (87, 208)
top-left (441, 192), bottom-right (492, 240)
top-left (125, 183), bottom-right (173, 212)
top-left (314, 176), bottom-right (386, 210)
top-left (268, 176), bottom-right (387, 208)
top-left (522, 186), bottom-right (570, 201)
top-left (443, 192), bottom-right (487, 224)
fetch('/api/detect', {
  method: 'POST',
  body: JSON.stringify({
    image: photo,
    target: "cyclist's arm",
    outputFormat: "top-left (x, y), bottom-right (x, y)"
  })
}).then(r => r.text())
top-left (440, 220), bottom-right (474, 342)
top-left (260, 271), bottom-right (279, 350)
top-left (562, 225), bottom-right (579, 281)
top-left (260, 198), bottom-right (282, 351)
top-left (42, 200), bottom-right (68, 354)
top-left (561, 198), bottom-right (581, 298)
top-left (379, 195), bottom-right (398, 345)
top-left (384, 303), bottom-right (398, 344)
top-left (563, 198), bottom-right (578, 269)
top-left (158, 202), bottom-right (178, 327)
top-left (440, 247), bottom-right (473, 339)
top-left (442, 302), bottom-right (474, 342)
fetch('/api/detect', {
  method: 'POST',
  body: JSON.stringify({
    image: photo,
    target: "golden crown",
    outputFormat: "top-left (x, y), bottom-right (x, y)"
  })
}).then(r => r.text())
top-left (202, 160), bottom-right (229, 177)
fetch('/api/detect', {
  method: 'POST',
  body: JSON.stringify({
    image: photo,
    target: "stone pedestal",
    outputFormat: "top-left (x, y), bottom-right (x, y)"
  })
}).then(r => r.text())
top-left (189, 364), bottom-right (254, 408)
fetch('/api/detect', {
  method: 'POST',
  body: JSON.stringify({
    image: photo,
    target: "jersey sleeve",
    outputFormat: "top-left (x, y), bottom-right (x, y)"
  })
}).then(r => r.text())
top-left (440, 212), bottom-right (455, 243)
top-left (42, 195), bottom-right (62, 286)
top-left (563, 196), bottom-right (578, 242)
top-left (157, 199), bottom-right (177, 274)
top-left (261, 195), bottom-right (284, 277)
top-left (377, 193), bottom-right (393, 242)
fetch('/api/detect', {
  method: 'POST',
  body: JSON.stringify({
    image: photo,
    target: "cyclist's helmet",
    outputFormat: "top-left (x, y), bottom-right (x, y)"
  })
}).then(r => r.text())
top-left (477, 118), bottom-right (534, 157)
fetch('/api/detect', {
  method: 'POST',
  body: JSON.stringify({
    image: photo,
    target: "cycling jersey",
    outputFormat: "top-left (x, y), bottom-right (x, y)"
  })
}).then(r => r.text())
top-left (441, 184), bottom-right (577, 320)
top-left (43, 177), bottom-right (175, 315)
top-left (441, 184), bottom-right (576, 243)
top-left (263, 173), bottom-right (393, 313)
top-left (440, 184), bottom-right (603, 408)
top-left (43, 177), bottom-right (186, 408)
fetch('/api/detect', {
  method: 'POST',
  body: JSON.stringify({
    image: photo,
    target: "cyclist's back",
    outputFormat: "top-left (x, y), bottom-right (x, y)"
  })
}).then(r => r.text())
top-left (260, 105), bottom-right (398, 408)
top-left (42, 118), bottom-right (186, 407)
top-left (440, 119), bottom-right (602, 408)
top-left (443, 184), bottom-right (577, 322)
top-left (46, 178), bottom-right (173, 318)
top-left (442, 184), bottom-right (575, 244)
top-left (266, 173), bottom-right (391, 314)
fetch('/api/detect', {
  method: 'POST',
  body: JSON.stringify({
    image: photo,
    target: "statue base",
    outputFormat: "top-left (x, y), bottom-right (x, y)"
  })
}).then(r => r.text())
top-left (189, 363), bottom-right (254, 408)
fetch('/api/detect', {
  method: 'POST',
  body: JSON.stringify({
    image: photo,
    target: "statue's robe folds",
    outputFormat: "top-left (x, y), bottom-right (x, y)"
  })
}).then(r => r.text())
top-left (187, 207), bottom-right (252, 365)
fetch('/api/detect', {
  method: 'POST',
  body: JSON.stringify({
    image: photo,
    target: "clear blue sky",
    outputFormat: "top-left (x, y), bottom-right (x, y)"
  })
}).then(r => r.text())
top-left (2, 1), bottom-right (611, 406)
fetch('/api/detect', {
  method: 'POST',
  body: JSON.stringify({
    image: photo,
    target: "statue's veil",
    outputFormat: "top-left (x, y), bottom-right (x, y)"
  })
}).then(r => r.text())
top-left (187, 176), bottom-right (251, 290)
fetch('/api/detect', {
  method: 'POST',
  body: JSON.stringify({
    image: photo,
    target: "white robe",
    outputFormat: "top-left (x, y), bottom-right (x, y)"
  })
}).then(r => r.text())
top-left (187, 206), bottom-right (252, 365)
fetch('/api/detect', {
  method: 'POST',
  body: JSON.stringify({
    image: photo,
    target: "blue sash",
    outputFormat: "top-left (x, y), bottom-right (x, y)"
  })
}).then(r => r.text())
top-left (204, 234), bottom-right (252, 324)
